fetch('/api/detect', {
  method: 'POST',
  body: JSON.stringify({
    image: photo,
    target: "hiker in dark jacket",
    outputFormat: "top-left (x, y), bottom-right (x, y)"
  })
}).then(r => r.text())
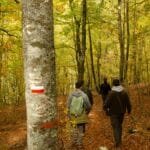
top-left (99, 77), bottom-right (111, 105)
top-left (104, 78), bottom-right (131, 148)
top-left (80, 80), bottom-right (93, 106)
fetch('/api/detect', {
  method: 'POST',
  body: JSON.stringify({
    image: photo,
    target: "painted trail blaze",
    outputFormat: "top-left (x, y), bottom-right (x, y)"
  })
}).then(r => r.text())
top-left (31, 86), bottom-right (45, 94)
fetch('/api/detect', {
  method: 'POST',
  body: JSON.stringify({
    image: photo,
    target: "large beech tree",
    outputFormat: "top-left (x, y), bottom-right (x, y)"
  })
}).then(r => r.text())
top-left (22, 0), bottom-right (58, 149)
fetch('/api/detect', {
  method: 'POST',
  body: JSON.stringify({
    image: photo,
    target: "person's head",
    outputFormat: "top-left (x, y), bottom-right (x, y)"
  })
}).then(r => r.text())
top-left (75, 80), bottom-right (84, 89)
top-left (112, 78), bottom-right (120, 86)
top-left (104, 77), bottom-right (107, 83)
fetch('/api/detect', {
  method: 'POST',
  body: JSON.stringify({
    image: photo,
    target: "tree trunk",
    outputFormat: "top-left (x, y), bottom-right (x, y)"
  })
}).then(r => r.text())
top-left (69, 0), bottom-right (87, 82)
top-left (96, 41), bottom-right (102, 89)
top-left (0, 3), bottom-right (3, 103)
top-left (132, 0), bottom-right (137, 83)
top-left (143, 40), bottom-right (150, 82)
top-left (88, 22), bottom-right (97, 90)
top-left (22, 0), bottom-right (58, 149)
top-left (77, 0), bottom-right (87, 82)
top-left (75, 20), bottom-right (84, 82)
top-left (118, 0), bottom-right (125, 82)
top-left (85, 55), bottom-right (91, 87)
top-left (124, 0), bottom-right (130, 81)
top-left (0, 42), bottom-right (2, 103)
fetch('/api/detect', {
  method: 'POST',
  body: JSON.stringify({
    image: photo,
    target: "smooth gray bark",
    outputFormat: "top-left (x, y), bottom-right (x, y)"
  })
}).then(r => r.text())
top-left (22, 0), bottom-right (57, 149)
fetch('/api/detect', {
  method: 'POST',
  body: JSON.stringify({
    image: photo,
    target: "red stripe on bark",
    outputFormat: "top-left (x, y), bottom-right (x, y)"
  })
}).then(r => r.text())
top-left (32, 89), bottom-right (44, 93)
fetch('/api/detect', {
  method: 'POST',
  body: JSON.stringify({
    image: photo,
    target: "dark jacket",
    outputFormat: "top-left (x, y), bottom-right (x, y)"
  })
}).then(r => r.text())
top-left (81, 87), bottom-right (93, 106)
top-left (104, 85), bottom-right (131, 115)
top-left (99, 82), bottom-right (111, 95)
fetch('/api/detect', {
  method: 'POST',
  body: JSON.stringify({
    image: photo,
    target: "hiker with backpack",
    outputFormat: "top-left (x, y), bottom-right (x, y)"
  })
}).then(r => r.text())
top-left (103, 78), bottom-right (132, 149)
top-left (67, 81), bottom-right (91, 149)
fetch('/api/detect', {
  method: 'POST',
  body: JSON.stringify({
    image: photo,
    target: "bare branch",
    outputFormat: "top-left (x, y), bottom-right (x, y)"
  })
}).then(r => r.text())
top-left (0, 27), bottom-right (18, 38)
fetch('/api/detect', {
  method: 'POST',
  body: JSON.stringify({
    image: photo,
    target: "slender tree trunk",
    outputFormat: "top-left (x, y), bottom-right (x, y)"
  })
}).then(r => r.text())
top-left (97, 41), bottom-right (102, 89)
top-left (69, 0), bottom-right (81, 81)
top-left (0, 43), bottom-right (2, 103)
top-left (88, 22), bottom-right (97, 89)
top-left (143, 40), bottom-right (149, 82)
top-left (0, 3), bottom-right (2, 102)
top-left (0, 3), bottom-right (4, 103)
top-left (18, 49), bottom-right (24, 104)
top-left (74, 20), bottom-right (84, 82)
top-left (22, 0), bottom-right (58, 149)
top-left (118, 0), bottom-right (125, 82)
top-left (69, 0), bottom-right (87, 82)
top-left (132, 0), bottom-right (137, 83)
top-left (77, 0), bottom-right (87, 82)
top-left (124, 0), bottom-right (130, 81)
top-left (85, 55), bottom-right (91, 87)
top-left (137, 38), bottom-right (142, 82)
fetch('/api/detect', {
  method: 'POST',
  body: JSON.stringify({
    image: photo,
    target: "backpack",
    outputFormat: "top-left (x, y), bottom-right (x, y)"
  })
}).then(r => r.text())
top-left (70, 96), bottom-right (84, 116)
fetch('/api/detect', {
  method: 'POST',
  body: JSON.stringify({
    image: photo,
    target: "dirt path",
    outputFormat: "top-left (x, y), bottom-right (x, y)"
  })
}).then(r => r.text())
top-left (84, 93), bottom-right (113, 150)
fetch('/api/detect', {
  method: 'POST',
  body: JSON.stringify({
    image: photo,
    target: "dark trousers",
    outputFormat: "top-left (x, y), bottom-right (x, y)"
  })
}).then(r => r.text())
top-left (102, 94), bottom-right (107, 103)
top-left (110, 114), bottom-right (124, 146)
top-left (77, 123), bottom-right (86, 133)
top-left (102, 94), bottom-right (108, 110)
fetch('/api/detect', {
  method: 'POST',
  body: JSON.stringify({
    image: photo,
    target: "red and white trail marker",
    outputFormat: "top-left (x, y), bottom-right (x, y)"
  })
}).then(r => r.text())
top-left (31, 85), bottom-right (45, 94)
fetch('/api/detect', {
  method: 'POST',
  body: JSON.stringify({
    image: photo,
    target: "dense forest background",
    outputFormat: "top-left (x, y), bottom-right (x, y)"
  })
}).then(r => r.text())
top-left (0, 0), bottom-right (149, 102)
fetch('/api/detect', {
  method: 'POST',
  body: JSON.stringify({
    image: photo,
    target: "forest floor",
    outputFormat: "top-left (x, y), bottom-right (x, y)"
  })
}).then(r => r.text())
top-left (0, 86), bottom-right (150, 150)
